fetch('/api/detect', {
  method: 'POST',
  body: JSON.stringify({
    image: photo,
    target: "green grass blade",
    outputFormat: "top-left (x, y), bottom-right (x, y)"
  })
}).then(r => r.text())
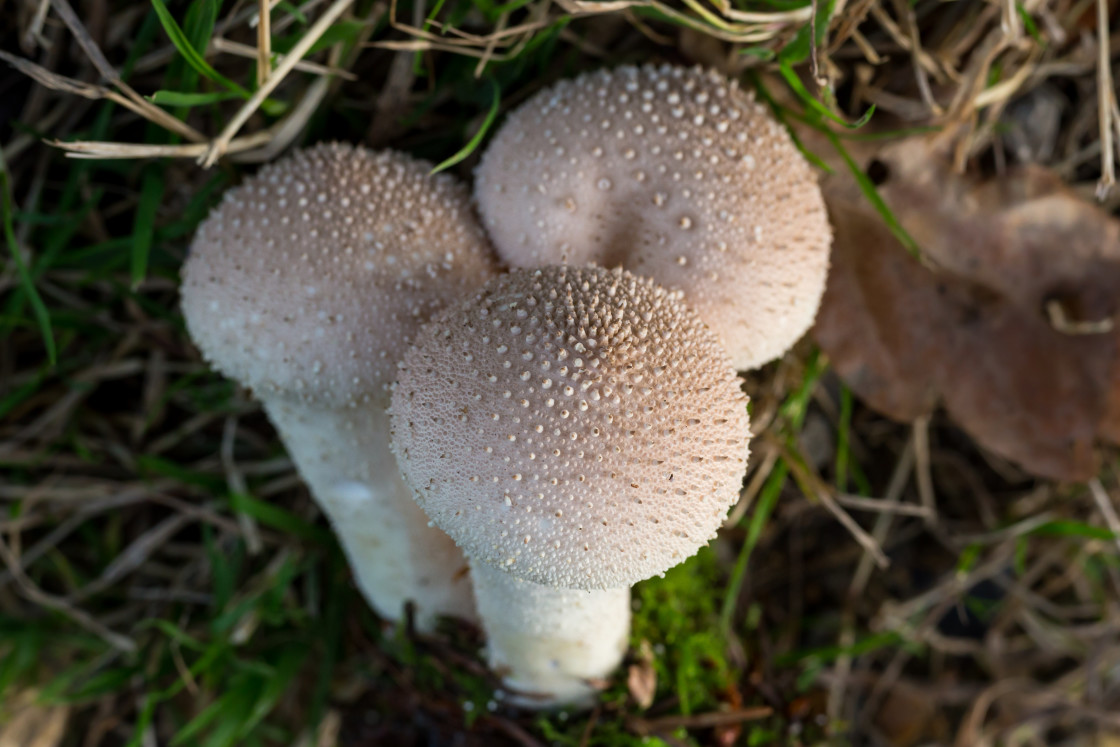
top-left (239, 646), bottom-right (309, 736)
top-left (170, 690), bottom-right (231, 745)
top-left (0, 365), bottom-right (48, 420)
top-left (778, 59), bottom-right (874, 130)
top-left (823, 128), bottom-right (923, 259)
top-left (307, 554), bottom-right (345, 725)
top-left (1028, 520), bottom-right (1117, 541)
top-left (149, 0), bottom-right (251, 98)
top-left (150, 90), bottom-right (240, 106)
top-left (131, 165), bottom-right (164, 288)
top-left (184, 0), bottom-right (221, 55)
top-left (0, 630), bottom-right (42, 694)
top-left (0, 152), bottom-right (55, 364)
top-left (228, 492), bottom-right (333, 544)
top-left (1017, 2), bottom-right (1042, 43)
top-left (430, 78), bottom-right (501, 175)
top-left (276, 1), bottom-right (307, 24)
top-left (719, 462), bottom-right (788, 635)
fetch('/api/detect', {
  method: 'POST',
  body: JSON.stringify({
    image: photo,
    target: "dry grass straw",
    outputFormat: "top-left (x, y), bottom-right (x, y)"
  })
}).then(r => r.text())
top-left (4, 0), bottom-right (375, 164)
top-left (198, 0), bottom-right (356, 166)
top-left (4, 0), bottom-right (823, 167)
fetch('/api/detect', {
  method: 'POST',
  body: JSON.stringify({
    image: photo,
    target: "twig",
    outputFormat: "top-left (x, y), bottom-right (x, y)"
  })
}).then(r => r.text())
top-left (891, 0), bottom-right (942, 114)
top-left (66, 512), bottom-right (194, 602)
top-left (0, 490), bottom-right (156, 589)
top-left (883, 544), bottom-right (1015, 624)
top-left (955, 678), bottom-right (1037, 747)
top-left (868, 2), bottom-right (944, 81)
top-left (1088, 478), bottom-right (1120, 558)
top-left (829, 441), bottom-right (916, 723)
top-left (49, 0), bottom-right (118, 82)
top-left (22, 0), bottom-right (52, 51)
top-left (0, 531), bottom-right (136, 652)
top-left (913, 416), bottom-right (937, 527)
top-left (834, 493), bottom-right (932, 518)
top-left (815, 485), bottom-right (889, 568)
top-left (1001, 0), bottom-right (1022, 39)
top-left (777, 441), bottom-right (890, 569)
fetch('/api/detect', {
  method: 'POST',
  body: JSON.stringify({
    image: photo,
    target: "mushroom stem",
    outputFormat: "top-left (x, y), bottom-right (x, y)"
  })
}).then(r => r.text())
top-left (264, 399), bottom-right (475, 630)
top-left (470, 562), bottom-right (630, 709)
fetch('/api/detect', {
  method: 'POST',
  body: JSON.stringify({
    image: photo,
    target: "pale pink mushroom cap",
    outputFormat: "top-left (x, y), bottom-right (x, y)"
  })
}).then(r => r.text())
top-left (475, 64), bottom-right (832, 370)
top-left (182, 143), bottom-right (499, 409)
top-left (390, 265), bottom-right (751, 590)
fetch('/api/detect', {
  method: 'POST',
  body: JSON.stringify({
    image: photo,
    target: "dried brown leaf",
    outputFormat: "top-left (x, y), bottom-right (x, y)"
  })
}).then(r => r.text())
top-left (813, 135), bottom-right (1120, 481)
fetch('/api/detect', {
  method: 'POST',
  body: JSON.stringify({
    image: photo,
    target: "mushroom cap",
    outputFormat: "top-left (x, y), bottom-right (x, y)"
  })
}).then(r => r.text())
top-left (390, 265), bottom-right (751, 590)
top-left (474, 64), bottom-right (832, 370)
top-left (181, 143), bottom-right (499, 409)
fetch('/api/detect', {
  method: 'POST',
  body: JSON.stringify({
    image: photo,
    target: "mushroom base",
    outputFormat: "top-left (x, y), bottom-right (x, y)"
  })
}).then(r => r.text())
top-left (265, 399), bottom-right (476, 630)
top-left (471, 562), bottom-right (630, 710)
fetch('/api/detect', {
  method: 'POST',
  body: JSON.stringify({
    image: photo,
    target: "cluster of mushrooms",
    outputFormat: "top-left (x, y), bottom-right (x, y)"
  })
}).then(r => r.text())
top-left (180, 64), bottom-right (832, 709)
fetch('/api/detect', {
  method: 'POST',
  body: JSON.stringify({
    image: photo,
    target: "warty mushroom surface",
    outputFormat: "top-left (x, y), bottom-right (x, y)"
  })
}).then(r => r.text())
top-left (474, 63), bottom-right (832, 370)
top-left (390, 265), bottom-right (751, 706)
top-left (180, 142), bottom-right (500, 630)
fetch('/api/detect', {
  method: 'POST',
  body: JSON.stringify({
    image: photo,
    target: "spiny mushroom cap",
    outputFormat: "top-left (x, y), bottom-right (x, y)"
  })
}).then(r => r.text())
top-left (181, 143), bottom-right (499, 409)
top-left (390, 265), bottom-right (751, 590)
top-left (474, 64), bottom-right (832, 371)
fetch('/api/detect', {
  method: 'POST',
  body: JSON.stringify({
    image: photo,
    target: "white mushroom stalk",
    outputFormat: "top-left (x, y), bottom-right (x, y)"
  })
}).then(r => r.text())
top-left (475, 63), bottom-right (833, 370)
top-left (181, 143), bottom-right (499, 630)
top-left (390, 266), bottom-right (751, 707)
top-left (471, 564), bottom-right (630, 707)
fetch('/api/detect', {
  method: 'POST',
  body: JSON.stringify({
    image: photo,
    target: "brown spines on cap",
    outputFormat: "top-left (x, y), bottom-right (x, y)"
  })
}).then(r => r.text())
top-left (390, 265), bottom-right (751, 590)
top-left (474, 64), bottom-right (832, 371)
top-left (181, 143), bottom-right (498, 409)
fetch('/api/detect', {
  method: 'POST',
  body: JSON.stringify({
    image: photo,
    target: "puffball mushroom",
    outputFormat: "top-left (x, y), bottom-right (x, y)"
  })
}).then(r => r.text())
top-left (475, 64), bottom-right (832, 370)
top-left (181, 143), bottom-right (500, 630)
top-left (390, 265), bottom-right (751, 707)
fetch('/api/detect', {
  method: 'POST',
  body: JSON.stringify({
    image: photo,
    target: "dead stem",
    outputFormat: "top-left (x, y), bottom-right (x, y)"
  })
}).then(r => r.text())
top-left (200, 0), bottom-right (357, 166)
top-left (1096, 0), bottom-right (1115, 198)
top-left (257, 0), bottom-right (272, 87)
top-left (828, 438), bottom-right (915, 724)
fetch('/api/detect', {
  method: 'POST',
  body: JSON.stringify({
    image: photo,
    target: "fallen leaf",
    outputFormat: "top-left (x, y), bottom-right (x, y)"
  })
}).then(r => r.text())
top-left (811, 133), bottom-right (1120, 481)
